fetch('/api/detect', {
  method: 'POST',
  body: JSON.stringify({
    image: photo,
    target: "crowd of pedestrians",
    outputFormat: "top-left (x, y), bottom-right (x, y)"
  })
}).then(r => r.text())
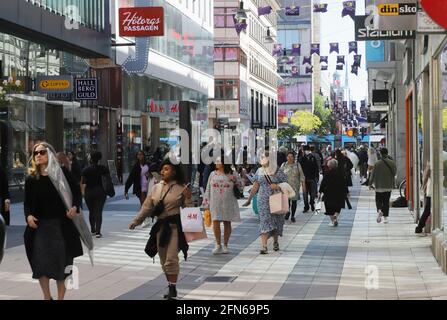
top-left (0, 139), bottom-right (434, 300)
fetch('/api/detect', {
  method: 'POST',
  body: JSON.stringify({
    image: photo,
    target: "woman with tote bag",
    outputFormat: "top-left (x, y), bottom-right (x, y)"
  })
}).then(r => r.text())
top-left (243, 152), bottom-right (287, 254)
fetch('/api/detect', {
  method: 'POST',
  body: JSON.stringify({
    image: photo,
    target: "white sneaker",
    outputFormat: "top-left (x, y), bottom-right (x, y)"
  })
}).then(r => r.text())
top-left (222, 246), bottom-right (229, 254)
top-left (212, 245), bottom-right (222, 255)
top-left (328, 221), bottom-right (334, 227)
top-left (383, 217), bottom-right (389, 224)
top-left (377, 210), bottom-right (383, 223)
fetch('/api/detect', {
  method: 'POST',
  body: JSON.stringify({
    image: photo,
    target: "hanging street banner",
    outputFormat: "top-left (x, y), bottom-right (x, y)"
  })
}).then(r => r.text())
top-left (374, 0), bottom-right (417, 31)
top-left (75, 78), bottom-right (98, 101)
top-left (355, 15), bottom-right (415, 40)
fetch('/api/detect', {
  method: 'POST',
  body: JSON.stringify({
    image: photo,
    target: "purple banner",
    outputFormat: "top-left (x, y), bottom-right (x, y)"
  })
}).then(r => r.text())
top-left (291, 66), bottom-right (299, 77)
top-left (285, 6), bottom-right (300, 16)
top-left (306, 66), bottom-right (313, 74)
top-left (353, 55), bottom-right (362, 67)
top-left (273, 43), bottom-right (283, 56)
top-left (314, 3), bottom-right (328, 12)
top-left (337, 55), bottom-right (345, 65)
top-left (330, 43), bottom-right (339, 54)
top-left (349, 41), bottom-right (358, 54)
top-left (258, 6), bottom-right (272, 16)
top-left (342, 1), bottom-right (356, 20)
top-left (291, 43), bottom-right (301, 56)
top-left (234, 15), bottom-right (247, 35)
top-left (336, 64), bottom-right (344, 70)
top-left (321, 65), bottom-right (328, 71)
top-left (351, 65), bottom-right (359, 75)
top-left (320, 56), bottom-right (328, 64)
top-left (286, 56), bottom-right (295, 64)
top-left (302, 56), bottom-right (312, 65)
top-left (311, 43), bottom-right (320, 56)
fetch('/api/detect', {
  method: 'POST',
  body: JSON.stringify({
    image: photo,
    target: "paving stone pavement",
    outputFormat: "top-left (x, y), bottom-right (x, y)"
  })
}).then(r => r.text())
top-left (2, 177), bottom-right (447, 300)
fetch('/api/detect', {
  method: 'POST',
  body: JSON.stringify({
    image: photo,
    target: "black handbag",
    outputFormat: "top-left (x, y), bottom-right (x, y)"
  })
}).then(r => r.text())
top-left (233, 185), bottom-right (244, 199)
top-left (101, 173), bottom-right (115, 197)
top-left (151, 185), bottom-right (174, 217)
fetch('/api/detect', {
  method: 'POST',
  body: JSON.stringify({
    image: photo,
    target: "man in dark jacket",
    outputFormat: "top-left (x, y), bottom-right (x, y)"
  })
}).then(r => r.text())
top-left (357, 146), bottom-right (368, 183)
top-left (0, 166), bottom-right (10, 226)
top-left (300, 145), bottom-right (320, 212)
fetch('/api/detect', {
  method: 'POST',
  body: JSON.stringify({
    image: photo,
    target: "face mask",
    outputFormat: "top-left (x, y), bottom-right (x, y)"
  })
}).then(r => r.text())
top-left (305, 151), bottom-right (311, 155)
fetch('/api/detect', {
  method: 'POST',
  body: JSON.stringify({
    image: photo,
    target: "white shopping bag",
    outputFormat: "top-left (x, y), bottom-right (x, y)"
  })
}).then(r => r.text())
top-left (180, 207), bottom-right (204, 232)
top-left (315, 199), bottom-right (324, 215)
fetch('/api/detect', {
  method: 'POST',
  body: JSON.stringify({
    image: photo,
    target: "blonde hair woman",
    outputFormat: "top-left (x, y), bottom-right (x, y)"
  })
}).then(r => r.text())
top-left (24, 142), bottom-right (83, 300)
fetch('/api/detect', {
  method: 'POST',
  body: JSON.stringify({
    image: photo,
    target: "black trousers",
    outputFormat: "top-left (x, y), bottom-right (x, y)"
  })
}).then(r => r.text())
top-left (303, 180), bottom-right (317, 210)
top-left (416, 197), bottom-right (431, 232)
top-left (85, 186), bottom-right (107, 234)
top-left (287, 200), bottom-right (297, 218)
top-left (375, 192), bottom-right (391, 217)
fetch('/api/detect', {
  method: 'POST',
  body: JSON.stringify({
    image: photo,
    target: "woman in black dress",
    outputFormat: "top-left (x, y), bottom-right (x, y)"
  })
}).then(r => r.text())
top-left (318, 159), bottom-right (348, 227)
top-left (24, 142), bottom-right (83, 300)
top-left (81, 151), bottom-right (109, 238)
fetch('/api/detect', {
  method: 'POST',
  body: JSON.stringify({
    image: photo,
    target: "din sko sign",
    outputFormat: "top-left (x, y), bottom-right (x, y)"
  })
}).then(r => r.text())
top-left (119, 7), bottom-right (164, 37)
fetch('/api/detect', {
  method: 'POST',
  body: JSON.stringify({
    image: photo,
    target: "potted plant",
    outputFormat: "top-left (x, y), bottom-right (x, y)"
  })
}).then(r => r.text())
top-left (0, 77), bottom-right (23, 107)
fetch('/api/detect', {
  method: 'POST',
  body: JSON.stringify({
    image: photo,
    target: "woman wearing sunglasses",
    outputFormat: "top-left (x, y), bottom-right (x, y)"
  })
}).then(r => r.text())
top-left (23, 142), bottom-right (83, 300)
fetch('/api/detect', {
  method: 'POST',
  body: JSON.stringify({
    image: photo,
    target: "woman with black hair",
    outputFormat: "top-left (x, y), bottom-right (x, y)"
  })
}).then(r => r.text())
top-left (202, 156), bottom-right (242, 255)
top-left (67, 151), bottom-right (82, 184)
top-left (81, 151), bottom-right (109, 238)
top-left (129, 158), bottom-right (193, 300)
top-left (125, 150), bottom-right (151, 205)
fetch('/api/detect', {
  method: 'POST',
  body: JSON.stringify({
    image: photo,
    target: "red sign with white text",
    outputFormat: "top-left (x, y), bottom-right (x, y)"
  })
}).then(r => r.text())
top-left (119, 7), bottom-right (164, 37)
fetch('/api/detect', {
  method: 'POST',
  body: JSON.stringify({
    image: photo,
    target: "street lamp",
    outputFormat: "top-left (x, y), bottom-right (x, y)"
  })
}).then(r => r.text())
top-left (235, 1), bottom-right (249, 21)
top-left (264, 27), bottom-right (276, 43)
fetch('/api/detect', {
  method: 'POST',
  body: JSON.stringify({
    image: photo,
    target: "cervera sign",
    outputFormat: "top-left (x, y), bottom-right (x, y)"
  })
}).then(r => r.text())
top-left (36, 76), bottom-right (73, 94)
top-left (119, 7), bottom-right (164, 37)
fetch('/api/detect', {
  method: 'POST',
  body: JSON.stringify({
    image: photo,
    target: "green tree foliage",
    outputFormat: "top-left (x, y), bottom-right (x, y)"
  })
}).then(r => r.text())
top-left (313, 95), bottom-right (336, 135)
top-left (290, 111), bottom-right (322, 134)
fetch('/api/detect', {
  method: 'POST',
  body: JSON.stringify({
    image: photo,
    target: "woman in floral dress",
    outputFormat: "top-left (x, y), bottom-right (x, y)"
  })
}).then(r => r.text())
top-left (243, 152), bottom-right (288, 254)
top-left (203, 158), bottom-right (242, 255)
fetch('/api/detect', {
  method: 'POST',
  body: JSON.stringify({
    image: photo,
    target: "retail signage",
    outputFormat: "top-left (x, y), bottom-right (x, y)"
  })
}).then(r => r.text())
top-left (36, 76), bottom-right (73, 94)
top-left (374, 0), bottom-right (417, 31)
top-left (417, 9), bottom-right (446, 34)
top-left (420, 0), bottom-right (447, 30)
top-left (119, 7), bottom-right (164, 37)
top-left (355, 15), bottom-right (415, 41)
top-left (367, 111), bottom-right (382, 123)
top-left (148, 99), bottom-right (180, 118)
top-left (372, 89), bottom-right (390, 107)
top-left (75, 78), bottom-right (98, 100)
top-left (46, 92), bottom-right (73, 101)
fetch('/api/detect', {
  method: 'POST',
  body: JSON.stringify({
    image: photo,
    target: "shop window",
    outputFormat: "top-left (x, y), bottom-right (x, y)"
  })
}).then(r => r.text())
top-left (214, 79), bottom-right (239, 100)
top-left (214, 47), bottom-right (224, 61)
top-left (214, 8), bottom-right (237, 28)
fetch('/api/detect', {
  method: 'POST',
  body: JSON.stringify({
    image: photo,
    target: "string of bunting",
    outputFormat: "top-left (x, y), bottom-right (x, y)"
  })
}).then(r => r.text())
top-left (257, 1), bottom-right (357, 20)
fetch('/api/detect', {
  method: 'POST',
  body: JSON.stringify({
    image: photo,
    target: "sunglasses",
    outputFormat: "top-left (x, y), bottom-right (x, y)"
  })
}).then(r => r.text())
top-left (33, 150), bottom-right (47, 157)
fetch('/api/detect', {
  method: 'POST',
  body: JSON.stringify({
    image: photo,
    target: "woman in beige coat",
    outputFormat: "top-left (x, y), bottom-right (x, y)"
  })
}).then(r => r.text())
top-left (129, 159), bottom-right (192, 300)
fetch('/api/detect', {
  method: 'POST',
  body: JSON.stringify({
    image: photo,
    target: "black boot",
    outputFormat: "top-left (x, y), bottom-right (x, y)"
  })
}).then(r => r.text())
top-left (285, 213), bottom-right (290, 220)
top-left (164, 284), bottom-right (177, 300)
